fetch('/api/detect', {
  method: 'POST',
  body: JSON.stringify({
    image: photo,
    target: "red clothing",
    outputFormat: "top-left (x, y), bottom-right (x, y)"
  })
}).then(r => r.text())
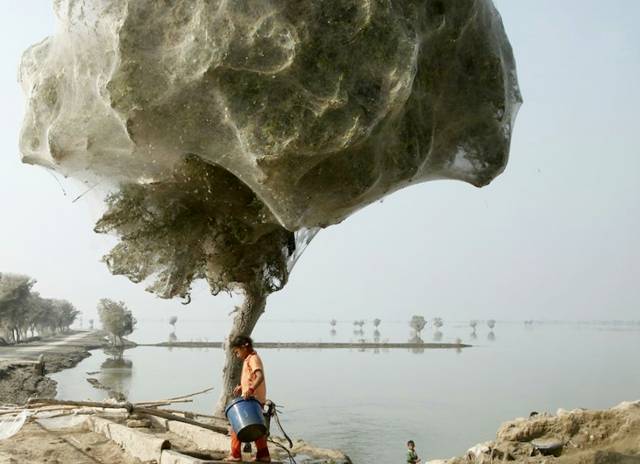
top-left (230, 350), bottom-right (270, 460)
top-left (230, 429), bottom-right (270, 460)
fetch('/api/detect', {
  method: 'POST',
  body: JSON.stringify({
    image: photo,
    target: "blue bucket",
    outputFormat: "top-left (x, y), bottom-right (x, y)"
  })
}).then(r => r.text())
top-left (225, 397), bottom-right (267, 442)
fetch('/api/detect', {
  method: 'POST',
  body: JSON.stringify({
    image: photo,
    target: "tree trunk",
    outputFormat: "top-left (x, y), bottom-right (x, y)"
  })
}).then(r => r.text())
top-left (214, 284), bottom-right (267, 416)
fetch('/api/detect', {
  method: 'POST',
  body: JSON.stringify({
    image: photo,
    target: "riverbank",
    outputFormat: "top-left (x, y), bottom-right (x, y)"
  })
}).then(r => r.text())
top-left (0, 398), bottom-right (352, 463)
top-left (432, 400), bottom-right (640, 463)
top-left (0, 331), bottom-right (106, 403)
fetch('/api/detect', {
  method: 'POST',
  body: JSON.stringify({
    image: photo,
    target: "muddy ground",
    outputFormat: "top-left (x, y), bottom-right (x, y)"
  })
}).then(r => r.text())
top-left (0, 331), bottom-right (105, 404)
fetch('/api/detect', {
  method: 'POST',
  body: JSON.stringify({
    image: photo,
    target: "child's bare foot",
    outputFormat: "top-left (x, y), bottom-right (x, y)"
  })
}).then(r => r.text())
top-left (224, 455), bottom-right (242, 462)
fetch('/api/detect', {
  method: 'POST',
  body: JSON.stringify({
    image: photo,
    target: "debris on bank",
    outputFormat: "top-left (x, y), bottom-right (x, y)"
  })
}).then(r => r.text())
top-left (431, 400), bottom-right (640, 464)
top-left (0, 392), bottom-right (351, 464)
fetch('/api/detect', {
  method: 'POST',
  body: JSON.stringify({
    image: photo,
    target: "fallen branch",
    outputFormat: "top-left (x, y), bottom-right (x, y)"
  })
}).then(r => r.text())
top-left (24, 398), bottom-right (229, 435)
top-left (135, 399), bottom-right (194, 408)
top-left (141, 386), bottom-right (214, 404)
top-left (135, 407), bottom-right (228, 434)
top-left (27, 399), bottom-right (131, 410)
top-left (153, 407), bottom-right (227, 421)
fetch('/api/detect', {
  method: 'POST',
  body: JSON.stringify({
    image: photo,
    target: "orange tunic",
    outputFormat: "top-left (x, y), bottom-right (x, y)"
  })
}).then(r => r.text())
top-left (241, 351), bottom-right (267, 404)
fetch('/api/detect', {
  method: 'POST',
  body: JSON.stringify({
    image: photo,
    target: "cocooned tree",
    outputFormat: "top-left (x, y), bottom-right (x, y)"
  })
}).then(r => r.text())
top-left (97, 298), bottom-right (136, 347)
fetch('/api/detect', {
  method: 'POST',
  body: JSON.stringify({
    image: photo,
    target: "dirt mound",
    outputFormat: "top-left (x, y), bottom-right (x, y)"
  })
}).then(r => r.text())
top-left (442, 401), bottom-right (640, 463)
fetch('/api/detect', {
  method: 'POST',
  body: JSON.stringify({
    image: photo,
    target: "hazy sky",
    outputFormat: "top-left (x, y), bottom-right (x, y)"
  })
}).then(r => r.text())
top-left (1, 1), bottom-right (638, 325)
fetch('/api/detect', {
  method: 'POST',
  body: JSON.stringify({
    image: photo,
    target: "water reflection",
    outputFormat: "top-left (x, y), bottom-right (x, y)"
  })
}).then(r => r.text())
top-left (95, 347), bottom-right (133, 401)
top-left (487, 331), bottom-right (496, 341)
top-left (51, 323), bottom-right (640, 464)
top-left (433, 330), bottom-right (443, 342)
top-left (373, 329), bottom-right (381, 343)
top-left (408, 334), bottom-right (424, 354)
top-left (469, 320), bottom-right (478, 340)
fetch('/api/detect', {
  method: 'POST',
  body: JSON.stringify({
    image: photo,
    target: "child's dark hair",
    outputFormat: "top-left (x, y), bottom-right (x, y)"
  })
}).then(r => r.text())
top-left (230, 335), bottom-right (253, 348)
top-left (407, 440), bottom-right (415, 446)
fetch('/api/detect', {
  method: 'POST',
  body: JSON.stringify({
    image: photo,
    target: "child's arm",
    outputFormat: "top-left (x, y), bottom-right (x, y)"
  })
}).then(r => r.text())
top-left (244, 369), bottom-right (264, 398)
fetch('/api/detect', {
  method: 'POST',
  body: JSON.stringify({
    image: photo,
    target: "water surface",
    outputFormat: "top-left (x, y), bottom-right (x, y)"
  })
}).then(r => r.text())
top-left (53, 322), bottom-right (640, 463)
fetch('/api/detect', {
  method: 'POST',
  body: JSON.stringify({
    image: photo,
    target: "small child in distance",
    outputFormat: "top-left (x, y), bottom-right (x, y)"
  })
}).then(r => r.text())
top-left (407, 440), bottom-right (421, 464)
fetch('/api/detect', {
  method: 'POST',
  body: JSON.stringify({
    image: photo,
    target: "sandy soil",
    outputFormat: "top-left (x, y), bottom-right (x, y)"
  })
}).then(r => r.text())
top-left (0, 422), bottom-right (141, 464)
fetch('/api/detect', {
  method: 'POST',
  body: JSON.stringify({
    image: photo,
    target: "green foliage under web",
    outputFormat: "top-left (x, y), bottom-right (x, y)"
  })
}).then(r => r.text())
top-left (94, 156), bottom-right (295, 300)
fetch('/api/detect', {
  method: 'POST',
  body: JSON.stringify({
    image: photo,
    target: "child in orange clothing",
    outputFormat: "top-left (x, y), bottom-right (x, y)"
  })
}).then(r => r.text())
top-left (226, 335), bottom-right (270, 463)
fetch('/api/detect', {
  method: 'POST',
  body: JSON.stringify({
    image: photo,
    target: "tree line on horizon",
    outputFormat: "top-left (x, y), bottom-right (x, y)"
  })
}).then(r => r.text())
top-left (0, 272), bottom-right (79, 344)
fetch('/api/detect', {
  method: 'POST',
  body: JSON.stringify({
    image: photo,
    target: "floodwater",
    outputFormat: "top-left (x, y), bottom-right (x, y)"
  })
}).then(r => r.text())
top-left (52, 321), bottom-right (640, 463)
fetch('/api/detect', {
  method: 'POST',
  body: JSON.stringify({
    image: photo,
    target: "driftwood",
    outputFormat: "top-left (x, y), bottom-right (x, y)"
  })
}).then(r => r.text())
top-left (153, 386), bottom-right (215, 403)
top-left (25, 393), bottom-right (229, 435)
top-left (154, 407), bottom-right (227, 421)
top-left (135, 407), bottom-right (228, 434)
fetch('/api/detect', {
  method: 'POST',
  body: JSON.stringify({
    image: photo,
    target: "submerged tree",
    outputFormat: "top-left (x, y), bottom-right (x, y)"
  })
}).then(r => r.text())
top-left (432, 317), bottom-right (443, 329)
top-left (409, 315), bottom-right (427, 337)
top-left (169, 316), bottom-right (178, 328)
top-left (97, 299), bottom-right (136, 347)
top-left (487, 319), bottom-right (496, 329)
top-left (373, 318), bottom-right (381, 328)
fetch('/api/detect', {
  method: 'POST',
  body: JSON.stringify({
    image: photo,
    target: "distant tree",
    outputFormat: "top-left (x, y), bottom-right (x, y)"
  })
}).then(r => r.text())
top-left (409, 315), bottom-right (427, 336)
top-left (0, 273), bottom-right (79, 343)
top-left (98, 299), bottom-right (136, 346)
top-left (23, 291), bottom-right (49, 337)
top-left (358, 320), bottom-right (365, 329)
top-left (487, 319), bottom-right (496, 329)
top-left (169, 315), bottom-right (178, 328)
top-left (329, 319), bottom-right (337, 327)
top-left (432, 317), bottom-right (443, 329)
top-left (0, 273), bottom-right (35, 343)
top-left (373, 318), bottom-right (381, 328)
top-left (89, 319), bottom-right (94, 330)
top-left (469, 320), bottom-right (478, 330)
top-left (50, 299), bottom-right (80, 333)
